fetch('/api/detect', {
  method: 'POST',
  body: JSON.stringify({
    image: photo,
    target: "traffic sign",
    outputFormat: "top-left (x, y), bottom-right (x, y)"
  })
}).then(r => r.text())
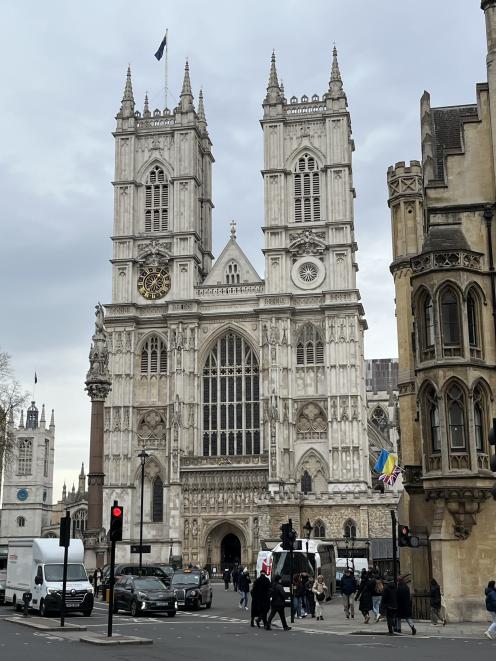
top-left (130, 544), bottom-right (151, 554)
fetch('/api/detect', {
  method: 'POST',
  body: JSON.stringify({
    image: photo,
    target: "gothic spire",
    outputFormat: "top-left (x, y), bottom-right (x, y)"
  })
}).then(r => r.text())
top-left (120, 65), bottom-right (135, 118)
top-left (264, 51), bottom-right (283, 105)
top-left (143, 92), bottom-right (150, 118)
top-left (49, 409), bottom-right (55, 428)
top-left (328, 45), bottom-right (347, 102)
top-left (197, 88), bottom-right (208, 133)
top-left (179, 59), bottom-right (194, 112)
top-left (8, 407), bottom-right (14, 425)
top-left (40, 404), bottom-right (46, 425)
top-left (19, 410), bottom-right (24, 428)
top-left (80, 462), bottom-right (85, 478)
top-left (62, 482), bottom-right (67, 500)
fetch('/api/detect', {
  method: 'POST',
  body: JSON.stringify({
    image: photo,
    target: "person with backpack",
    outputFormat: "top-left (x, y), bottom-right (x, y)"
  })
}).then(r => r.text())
top-left (340, 568), bottom-right (357, 619)
top-left (484, 580), bottom-right (496, 639)
top-left (371, 570), bottom-right (384, 622)
top-left (355, 570), bottom-right (373, 623)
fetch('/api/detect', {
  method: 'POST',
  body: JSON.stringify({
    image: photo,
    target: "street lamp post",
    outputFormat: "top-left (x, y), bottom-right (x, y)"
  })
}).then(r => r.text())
top-left (303, 519), bottom-right (314, 565)
top-left (344, 536), bottom-right (349, 569)
top-left (351, 536), bottom-right (356, 572)
top-left (138, 449), bottom-right (149, 575)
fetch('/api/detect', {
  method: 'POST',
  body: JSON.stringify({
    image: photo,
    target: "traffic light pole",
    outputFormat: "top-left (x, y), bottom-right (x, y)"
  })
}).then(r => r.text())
top-left (289, 546), bottom-right (294, 624)
top-left (59, 510), bottom-right (70, 628)
top-left (107, 538), bottom-right (116, 637)
top-left (391, 509), bottom-right (398, 582)
top-left (60, 536), bottom-right (69, 627)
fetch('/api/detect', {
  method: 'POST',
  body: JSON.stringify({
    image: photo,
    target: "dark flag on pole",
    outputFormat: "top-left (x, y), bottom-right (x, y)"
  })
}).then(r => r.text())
top-left (34, 372), bottom-right (38, 384)
top-left (155, 33), bottom-right (167, 61)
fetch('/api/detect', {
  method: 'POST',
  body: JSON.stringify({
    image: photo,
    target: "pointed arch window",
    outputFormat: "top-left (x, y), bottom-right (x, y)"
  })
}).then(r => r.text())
top-left (440, 288), bottom-right (461, 356)
top-left (152, 477), bottom-right (163, 522)
top-left (296, 324), bottom-right (325, 366)
top-left (371, 406), bottom-right (388, 430)
top-left (301, 470), bottom-right (312, 494)
top-left (313, 520), bottom-right (326, 538)
top-left (473, 385), bottom-right (486, 453)
top-left (17, 516), bottom-right (26, 528)
top-left (18, 439), bottom-right (32, 475)
top-left (202, 332), bottom-right (260, 456)
top-left (140, 337), bottom-right (167, 375)
top-left (225, 261), bottom-right (240, 284)
top-left (446, 384), bottom-right (466, 450)
top-left (344, 519), bottom-right (357, 539)
top-left (145, 165), bottom-right (169, 232)
top-left (72, 509), bottom-right (87, 537)
top-left (424, 387), bottom-right (441, 454)
top-left (419, 293), bottom-right (435, 360)
top-left (467, 290), bottom-right (482, 358)
top-left (294, 153), bottom-right (320, 223)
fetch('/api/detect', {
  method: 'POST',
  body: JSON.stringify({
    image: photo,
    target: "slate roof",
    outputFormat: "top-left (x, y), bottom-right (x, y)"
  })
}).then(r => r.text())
top-left (431, 105), bottom-right (478, 181)
top-left (422, 223), bottom-right (470, 253)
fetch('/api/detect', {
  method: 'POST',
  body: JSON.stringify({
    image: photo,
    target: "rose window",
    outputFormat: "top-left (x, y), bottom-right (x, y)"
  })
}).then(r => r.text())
top-left (298, 262), bottom-right (319, 282)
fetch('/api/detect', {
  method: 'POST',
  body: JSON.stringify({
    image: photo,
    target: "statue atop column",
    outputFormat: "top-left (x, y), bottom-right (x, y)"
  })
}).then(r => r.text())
top-left (85, 303), bottom-right (112, 400)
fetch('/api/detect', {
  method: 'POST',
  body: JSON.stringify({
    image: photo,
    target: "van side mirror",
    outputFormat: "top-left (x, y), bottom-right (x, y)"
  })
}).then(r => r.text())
top-left (34, 576), bottom-right (43, 586)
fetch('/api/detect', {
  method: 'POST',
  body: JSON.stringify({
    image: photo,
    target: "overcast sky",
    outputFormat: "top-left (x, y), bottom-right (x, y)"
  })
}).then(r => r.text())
top-left (0, 1), bottom-right (488, 501)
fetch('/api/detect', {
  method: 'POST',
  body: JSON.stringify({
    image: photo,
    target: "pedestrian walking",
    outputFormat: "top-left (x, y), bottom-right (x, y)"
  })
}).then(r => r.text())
top-left (232, 565), bottom-right (239, 592)
top-left (312, 574), bottom-right (328, 620)
top-left (380, 576), bottom-right (398, 635)
top-left (92, 569), bottom-right (99, 598)
top-left (223, 567), bottom-right (231, 591)
top-left (250, 570), bottom-right (271, 628)
top-left (370, 569), bottom-right (384, 621)
top-left (293, 574), bottom-right (307, 618)
top-left (266, 574), bottom-right (291, 631)
top-left (340, 568), bottom-right (357, 619)
top-left (397, 577), bottom-right (416, 635)
top-left (302, 573), bottom-right (315, 618)
top-left (355, 570), bottom-right (373, 623)
top-left (429, 578), bottom-right (446, 625)
top-left (484, 580), bottom-right (496, 639)
top-left (238, 568), bottom-right (251, 610)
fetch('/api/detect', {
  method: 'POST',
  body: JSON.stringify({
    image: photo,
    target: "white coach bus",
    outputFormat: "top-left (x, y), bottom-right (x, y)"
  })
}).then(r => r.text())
top-left (270, 539), bottom-right (336, 599)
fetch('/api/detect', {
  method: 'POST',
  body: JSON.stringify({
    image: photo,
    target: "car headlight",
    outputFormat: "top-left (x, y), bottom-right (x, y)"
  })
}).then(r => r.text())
top-left (190, 590), bottom-right (198, 597)
top-left (47, 589), bottom-right (59, 595)
top-left (138, 591), bottom-right (147, 600)
top-left (87, 588), bottom-right (94, 594)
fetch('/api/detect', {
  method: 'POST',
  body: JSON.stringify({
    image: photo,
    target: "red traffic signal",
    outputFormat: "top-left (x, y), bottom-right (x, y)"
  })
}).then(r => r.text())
top-left (109, 501), bottom-right (124, 542)
top-left (398, 524), bottom-right (411, 547)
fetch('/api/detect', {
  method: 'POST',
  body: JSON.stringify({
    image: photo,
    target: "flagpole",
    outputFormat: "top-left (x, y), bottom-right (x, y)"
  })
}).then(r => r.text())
top-left (165, 29), bottom-right (168, 111)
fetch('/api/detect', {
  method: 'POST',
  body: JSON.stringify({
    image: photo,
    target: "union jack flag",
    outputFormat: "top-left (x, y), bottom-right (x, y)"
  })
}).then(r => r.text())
top-left (379, 466), bottom-right (401, 486)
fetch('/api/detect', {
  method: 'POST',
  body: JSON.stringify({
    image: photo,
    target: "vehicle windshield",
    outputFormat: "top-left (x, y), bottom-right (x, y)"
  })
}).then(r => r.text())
top-left (271, 552), bottom-right (315, 585)
top-left (134, 578), bottom-right (165, 590)
top-left (171, 572), bottom-right (200, 586)
top-left (44, 564), bottom-right (88, 582)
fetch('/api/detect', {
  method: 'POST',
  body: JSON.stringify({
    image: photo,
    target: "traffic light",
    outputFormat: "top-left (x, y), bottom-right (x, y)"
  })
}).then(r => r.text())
top-left (280, 519), bottom-right (297, 551)
top-left (59, 512), bottom-right (71, 547)
top-left (398, 524), bottom-right (411, 547)
top-left (109, 502), bottom-right (123, 542)
top-left (489, 418), bottom-right (496, 499)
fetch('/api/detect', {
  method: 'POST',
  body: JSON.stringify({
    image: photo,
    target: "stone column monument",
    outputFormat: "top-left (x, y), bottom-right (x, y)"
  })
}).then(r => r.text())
top-left (84, 303), bottom-right (112, 568)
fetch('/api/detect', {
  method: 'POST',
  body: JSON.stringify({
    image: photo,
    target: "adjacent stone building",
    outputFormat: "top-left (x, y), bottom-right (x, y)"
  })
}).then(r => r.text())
top-left (388, 0), bottom-right (496, 621)
top-left (101, 48), bottom-right (398, 571)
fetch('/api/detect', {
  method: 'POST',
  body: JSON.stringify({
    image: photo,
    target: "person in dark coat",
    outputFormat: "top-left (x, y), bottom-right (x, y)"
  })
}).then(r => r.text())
top-left (92, 569), bottom-right (99, 598)
top-left (266, 574), bottom-right (291, 631)
top-left (429, 578), bottom-right (446, 625)
top-left (302, 573), bottom-right (315, 617)
top-left (341, 568), bottom-right (358, 619)
top-left (238, 569), bottom-right (251, 610)
top-left (380, 578), bottom-right (398, 635)
top-left (250, 570), bottom-right (271, 628)
top-left (397, 577), bottom-right (416, 635)
top-left (222, 567), bottom-right (231, 591)
top-left (355, 571), bottom-right (373, 623)
top-left (231, 565), bottom-right (239, 592)
top-left (484, 580), bottom-right (496, 639)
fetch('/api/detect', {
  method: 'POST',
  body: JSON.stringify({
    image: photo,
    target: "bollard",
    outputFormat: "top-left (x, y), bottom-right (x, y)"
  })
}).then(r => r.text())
top-left (22, 592), bottom-right (32, 618)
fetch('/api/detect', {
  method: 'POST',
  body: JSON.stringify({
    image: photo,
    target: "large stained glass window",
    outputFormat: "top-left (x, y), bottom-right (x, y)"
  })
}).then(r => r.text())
top-left (202, 332), bottom-right (260, 456)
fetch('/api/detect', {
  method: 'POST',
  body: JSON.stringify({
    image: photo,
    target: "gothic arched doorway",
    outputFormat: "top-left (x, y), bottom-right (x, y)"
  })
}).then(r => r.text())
top-left (220, 533), bottom-right (241, 569)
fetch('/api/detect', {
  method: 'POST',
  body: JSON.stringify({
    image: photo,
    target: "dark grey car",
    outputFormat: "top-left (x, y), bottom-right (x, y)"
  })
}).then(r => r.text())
top-left (113, 576), bottom-right (177, 617)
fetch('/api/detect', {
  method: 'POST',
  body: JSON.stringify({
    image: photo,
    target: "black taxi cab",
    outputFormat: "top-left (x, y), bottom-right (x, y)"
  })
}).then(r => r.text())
top-left (170, 567), bottom-right (212, 610)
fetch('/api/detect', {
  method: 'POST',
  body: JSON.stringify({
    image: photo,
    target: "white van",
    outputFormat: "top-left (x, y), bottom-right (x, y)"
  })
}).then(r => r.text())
top-left (5, 538), bottom-right (94, 616)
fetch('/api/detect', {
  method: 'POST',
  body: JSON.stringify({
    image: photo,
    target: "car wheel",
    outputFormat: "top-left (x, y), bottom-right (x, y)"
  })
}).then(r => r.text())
top-left (167, 611), bottom-right (176, 617)
top-left (39, 600), bottom-right (48, 617)
top-left (193, 599), bottom-right (200, 611)
top-left (130, 600), bottom-right (139, 617)
top-left (82, 609), bottom-right (92, 617)
top-left (205, 600), bottom-right (212, 609)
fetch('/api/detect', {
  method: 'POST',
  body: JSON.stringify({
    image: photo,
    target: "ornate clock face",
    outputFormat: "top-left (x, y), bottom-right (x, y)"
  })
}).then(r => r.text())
top-left (17, 488), bottom-right (28, 502)
top-left (137, 266), bottom-right (170, 300)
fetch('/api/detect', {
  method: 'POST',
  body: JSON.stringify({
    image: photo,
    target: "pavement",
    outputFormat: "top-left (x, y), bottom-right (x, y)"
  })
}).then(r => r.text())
top-left (0, 583), bottom-right (494, 660)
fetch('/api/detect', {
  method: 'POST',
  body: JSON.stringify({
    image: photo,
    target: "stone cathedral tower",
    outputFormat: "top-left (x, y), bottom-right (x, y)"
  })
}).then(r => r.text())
top-left (102, 53), bottom-right (396, 569)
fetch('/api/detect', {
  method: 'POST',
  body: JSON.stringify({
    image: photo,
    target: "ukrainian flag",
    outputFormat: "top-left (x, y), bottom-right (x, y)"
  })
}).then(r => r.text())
top-left (373, 449), bottom-right (398, 475)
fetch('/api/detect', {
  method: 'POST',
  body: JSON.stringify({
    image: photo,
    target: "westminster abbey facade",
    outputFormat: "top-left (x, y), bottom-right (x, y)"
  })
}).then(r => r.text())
top-left (101, 51), bottom-right (397, 569)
